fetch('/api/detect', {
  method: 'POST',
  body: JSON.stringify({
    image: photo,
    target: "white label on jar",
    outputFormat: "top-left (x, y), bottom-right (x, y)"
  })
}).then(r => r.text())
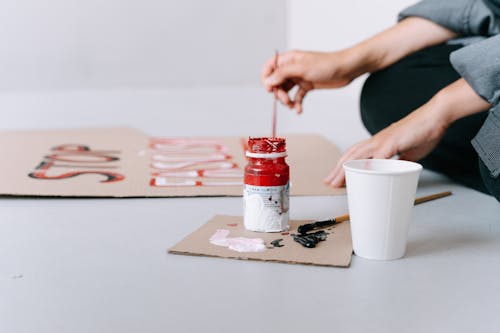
top-left (243, 183), bottom-right (289, 232)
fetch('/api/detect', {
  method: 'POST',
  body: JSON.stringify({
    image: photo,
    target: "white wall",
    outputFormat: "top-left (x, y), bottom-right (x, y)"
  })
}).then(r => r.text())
top-left (287, 0), bottom-right (416, 51)
top-left (283, 0), bottom-right (417, 148)
top-left (0, 0), bottom-right (286, 91)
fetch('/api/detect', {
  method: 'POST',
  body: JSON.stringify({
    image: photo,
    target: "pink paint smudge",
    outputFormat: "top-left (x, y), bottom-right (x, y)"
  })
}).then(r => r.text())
top-left (209, 229), bottom-right (266, 253)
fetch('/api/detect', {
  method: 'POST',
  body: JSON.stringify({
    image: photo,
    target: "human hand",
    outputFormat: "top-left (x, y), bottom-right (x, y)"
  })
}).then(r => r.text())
top-left (324, 101), bottom-right (449, 187)
top-left (261, 50), bottom-right (359, 114)
top-left (324, 77), bottom-right (491, 188)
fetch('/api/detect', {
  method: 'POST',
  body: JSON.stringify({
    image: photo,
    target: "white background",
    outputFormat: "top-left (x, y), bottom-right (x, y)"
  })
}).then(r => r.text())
top-left (0, 0), bottom-right (416, 148)
top-left (0, 0), bottom-right (286, 90)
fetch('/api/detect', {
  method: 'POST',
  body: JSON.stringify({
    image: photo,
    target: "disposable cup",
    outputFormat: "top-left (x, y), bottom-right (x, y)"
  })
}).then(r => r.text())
top-left (343, 159), bottom-right (422, 260)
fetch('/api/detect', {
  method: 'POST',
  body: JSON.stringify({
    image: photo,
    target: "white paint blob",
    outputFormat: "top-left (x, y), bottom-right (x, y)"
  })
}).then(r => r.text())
top-left (209, 229), bottom-right (266, 253)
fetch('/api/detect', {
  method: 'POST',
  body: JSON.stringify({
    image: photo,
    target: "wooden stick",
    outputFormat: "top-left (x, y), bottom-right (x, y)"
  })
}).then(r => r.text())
top-left (297, 191), bottom-right (452, 234)
top-left (338, 191), bottom-right (451, 223)
top-left (414, 191), bottom-right (452, 205)
top-left (271, 50), bottom-right (279, 138)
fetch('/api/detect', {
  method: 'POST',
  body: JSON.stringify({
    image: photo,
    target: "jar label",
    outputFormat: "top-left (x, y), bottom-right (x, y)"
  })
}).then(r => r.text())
top-left (243, 183), bottom-right (289, 232)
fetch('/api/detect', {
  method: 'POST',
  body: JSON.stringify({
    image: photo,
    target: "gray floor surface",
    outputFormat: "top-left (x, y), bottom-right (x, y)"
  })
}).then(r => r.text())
top-left (1, 87), bottom-right (499, 333)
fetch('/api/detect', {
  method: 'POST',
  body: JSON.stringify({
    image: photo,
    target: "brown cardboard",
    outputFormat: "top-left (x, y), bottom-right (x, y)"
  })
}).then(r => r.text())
top-left (0, 127), bottom-right (345, 197)
top-left (169, 215), bottom-right (353, 267)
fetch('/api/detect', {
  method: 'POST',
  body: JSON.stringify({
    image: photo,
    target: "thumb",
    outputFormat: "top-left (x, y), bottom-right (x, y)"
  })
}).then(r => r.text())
top-left (398, 149), bottom-right (422, 162)
top-left (263, 65), bottom-right (303, 88)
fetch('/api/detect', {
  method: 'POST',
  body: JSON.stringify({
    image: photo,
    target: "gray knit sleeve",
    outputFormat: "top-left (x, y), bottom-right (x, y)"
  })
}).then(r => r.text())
top-left (450, 35), bottom-right (500, 105)
top-left (399, 0), bottom-right (500, 36)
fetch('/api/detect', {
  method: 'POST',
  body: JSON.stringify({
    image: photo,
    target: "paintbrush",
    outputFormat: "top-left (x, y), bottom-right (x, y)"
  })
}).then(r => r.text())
top-left (297, 191), bottom-right (452, 235)
top-left (272, 50), bottom-right (279, 138)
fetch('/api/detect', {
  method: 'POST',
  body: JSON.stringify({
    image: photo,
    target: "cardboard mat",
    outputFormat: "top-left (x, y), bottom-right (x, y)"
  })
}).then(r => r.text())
top-left (169, 215), bottom-right (353, 267)
top-left (0, 127), bottom-right (345, 197)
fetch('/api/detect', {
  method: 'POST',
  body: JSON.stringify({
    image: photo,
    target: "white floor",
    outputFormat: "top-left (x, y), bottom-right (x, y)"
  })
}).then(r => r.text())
top-left (1, 86), bottom-right (499, 333)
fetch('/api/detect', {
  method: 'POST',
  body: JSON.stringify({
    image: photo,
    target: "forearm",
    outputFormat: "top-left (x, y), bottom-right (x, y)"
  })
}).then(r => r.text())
top-left (343, 17), bottom-right (457, 78)
top-left (433, 78), bottom-right (492, 126)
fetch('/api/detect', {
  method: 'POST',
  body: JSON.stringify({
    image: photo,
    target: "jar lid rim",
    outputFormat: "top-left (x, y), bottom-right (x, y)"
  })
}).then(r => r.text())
top-left (245, 151), bottom-right (287, 158)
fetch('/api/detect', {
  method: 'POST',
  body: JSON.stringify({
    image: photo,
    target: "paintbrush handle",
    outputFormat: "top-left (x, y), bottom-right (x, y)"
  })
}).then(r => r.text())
top-left (335, 191), bottom-right (452, 221)
top-left (335, 214), bottom-right (350, 223)
top-left (297, 191), bottom-right (452, 234)
top-left (414, 191), bottom-right (452, 205)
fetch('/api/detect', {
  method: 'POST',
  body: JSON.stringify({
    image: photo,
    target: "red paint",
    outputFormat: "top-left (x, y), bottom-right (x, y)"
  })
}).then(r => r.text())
top-left (244, 137), bottom-right (289, 187)
top-left (29, 170), bottom-right (124, 183)
top-left (149, 137), bottom-right (242, 188)
top-left (29, 144), bottom-right (124, 183)
top-left (281, 232), bottom-right (290, 236)
top-left (227, 223), bottom-right (238, 227)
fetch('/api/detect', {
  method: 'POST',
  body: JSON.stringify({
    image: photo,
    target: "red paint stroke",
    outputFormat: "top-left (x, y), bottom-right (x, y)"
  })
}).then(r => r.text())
top-left (29, 144), bottom-right (124, 184)
top-left (149, 137), bottom-right (243, 188)
top-left (29, 170), bottom-right (124, 183)
top-left (227, 223), bottom-right (238, 227)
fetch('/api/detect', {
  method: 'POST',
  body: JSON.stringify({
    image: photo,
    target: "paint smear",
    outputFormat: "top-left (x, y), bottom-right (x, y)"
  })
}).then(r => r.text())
top-left (209, 229), bottom-right (266, 253)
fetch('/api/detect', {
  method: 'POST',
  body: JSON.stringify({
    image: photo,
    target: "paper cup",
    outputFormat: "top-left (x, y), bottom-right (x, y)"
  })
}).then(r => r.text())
top-left (343, 159), bottom-right (422, 260)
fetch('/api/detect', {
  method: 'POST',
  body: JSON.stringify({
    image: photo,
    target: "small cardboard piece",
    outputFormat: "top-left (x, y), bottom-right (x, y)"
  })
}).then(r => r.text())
top-left (169, 215), bottom-right (353, 267)
top-left (0, 127), bottom-right (345, 197)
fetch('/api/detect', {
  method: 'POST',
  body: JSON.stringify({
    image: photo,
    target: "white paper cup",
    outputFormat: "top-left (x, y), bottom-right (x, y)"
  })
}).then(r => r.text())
top-left (343, 159), bottom-right (422, 260)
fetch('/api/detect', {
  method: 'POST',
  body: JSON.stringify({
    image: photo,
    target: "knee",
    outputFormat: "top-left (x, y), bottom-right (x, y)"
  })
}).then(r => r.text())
top-left (479, 159), bottom-right (500, 203)
top-left (360, 74), bottom-right (385, 135)
top-left (359, 72), bottom-right (407, 135)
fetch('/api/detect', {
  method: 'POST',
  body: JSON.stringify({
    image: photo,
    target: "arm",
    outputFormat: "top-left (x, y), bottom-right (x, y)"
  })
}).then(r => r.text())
top-left (261, 17), bottom-right (457, 113)
top-left (324, 2), bottom-right (500, 187)
top-left (324, 78), bottom-right (492, 187)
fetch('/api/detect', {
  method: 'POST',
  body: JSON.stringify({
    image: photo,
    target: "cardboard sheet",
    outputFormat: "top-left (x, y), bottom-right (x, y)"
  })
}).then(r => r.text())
top-left (0, 127), bottom-right (345, 197)
top-left (169, 215), bottom-right (353, 267)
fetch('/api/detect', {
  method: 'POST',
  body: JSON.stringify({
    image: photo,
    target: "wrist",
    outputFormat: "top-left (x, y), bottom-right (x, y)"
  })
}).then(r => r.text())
top-left (431, 79), bottom-right (492, 125)
top-left (427, 89), bottom-right (455, 128)
top-left (330, 44), bottom-right (381, 81)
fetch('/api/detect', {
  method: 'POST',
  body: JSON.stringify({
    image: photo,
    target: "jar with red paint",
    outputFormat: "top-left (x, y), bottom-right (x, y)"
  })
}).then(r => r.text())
top-left (244, 137), bottom-right (290, 232)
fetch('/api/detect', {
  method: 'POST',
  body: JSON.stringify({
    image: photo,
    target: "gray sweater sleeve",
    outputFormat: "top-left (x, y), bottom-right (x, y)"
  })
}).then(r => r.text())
top-left (400, 0), bottom-right (500, 104)
top-left (399, 0), bottom-right (500, 36)
top-left (400, 1), bottom-right (500, 176)
top-left (450, 35), bottom-right (500, 105)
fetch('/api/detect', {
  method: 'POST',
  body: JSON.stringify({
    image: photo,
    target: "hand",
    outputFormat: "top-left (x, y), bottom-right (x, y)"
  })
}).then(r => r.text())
top-left (324, 78), bottom-right (491, 188)
top-left (261, 50), bottom-right (359, 114)
top-left (260, 18), bottom-right (458, 115)
top-left (324, 100), bottom-right (449, 187)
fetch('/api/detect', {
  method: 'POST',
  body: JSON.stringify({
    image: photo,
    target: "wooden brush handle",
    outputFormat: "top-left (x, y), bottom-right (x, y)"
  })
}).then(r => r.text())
top-left (414, 191), bottom-right (452, 205)
top-left (337, 191), bottom-right (452, 223)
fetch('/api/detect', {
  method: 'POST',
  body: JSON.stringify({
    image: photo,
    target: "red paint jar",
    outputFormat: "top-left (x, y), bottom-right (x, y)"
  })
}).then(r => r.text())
top-left (243, 137), bottom-right (290, 232)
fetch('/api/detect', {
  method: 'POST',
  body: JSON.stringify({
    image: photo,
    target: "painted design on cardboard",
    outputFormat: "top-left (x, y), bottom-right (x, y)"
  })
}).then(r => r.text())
top-left (149, 138), bottom-right (243, 187)
top-left (28, 144), bottom-right (124, 183)
top-left (209, 229), bottom-right (266, 253)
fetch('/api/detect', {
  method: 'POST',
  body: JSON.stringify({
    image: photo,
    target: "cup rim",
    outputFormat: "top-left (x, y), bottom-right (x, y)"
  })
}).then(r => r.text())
top-left (343, 159), bottom-right (422, 175)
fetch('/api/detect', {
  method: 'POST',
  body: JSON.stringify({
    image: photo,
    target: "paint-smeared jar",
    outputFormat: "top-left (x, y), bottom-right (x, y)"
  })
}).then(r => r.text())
top-left (244, 137), bottom-right (290, 232)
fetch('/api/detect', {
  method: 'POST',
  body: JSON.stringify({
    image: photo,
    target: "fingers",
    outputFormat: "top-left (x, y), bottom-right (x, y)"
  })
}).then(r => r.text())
top-left (292, 87), bottom-right (307, 114)
top-left (261, 57), bottom-right (278, 92)
top-left (291, 81), bottom-right (313, 114)
top-left (263, 65), bottom-right (304, 91)
top-left (261, 51), bottom-right (296, 86)
top-left (324, 142), bottom-right (367, 188)
top-left (323, 138), bottom-right (397, 188)
top-left (274, 88), bottom-right (293, 108)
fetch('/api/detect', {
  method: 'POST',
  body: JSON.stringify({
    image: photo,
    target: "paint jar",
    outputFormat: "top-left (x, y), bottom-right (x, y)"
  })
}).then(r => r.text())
top-left (244, 137), bottom-right (290, 232)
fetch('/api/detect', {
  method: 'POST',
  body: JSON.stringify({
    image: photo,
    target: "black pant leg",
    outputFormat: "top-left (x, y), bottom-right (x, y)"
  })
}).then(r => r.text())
top-left (360, 43), bottom-right (489, 193)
